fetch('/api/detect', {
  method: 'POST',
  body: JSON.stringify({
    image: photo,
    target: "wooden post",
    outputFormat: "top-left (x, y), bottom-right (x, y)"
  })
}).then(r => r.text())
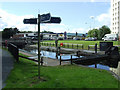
top-left (82, 44), bottom-right (84, 49)
top-left (77, 44), bottom-right (78, 49)
top-left (95, 64), bottom-right (97, 68)
top-left (95, 43), bottom-right (97, 54)
top-left (41, 57), bottom-right (43, 66)
top-left (60, 56), bottom-right (61, 65)
top-left (72, 44), bottom-right (73, 49)
top-left (68, 43), bottom-right (69, 48)
top-left (88, 45), bottom-right (89, 50)
top-left (71, 55), bottom-right (73, 65)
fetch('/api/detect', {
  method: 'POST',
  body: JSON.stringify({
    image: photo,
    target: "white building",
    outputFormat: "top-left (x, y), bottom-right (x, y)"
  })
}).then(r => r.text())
top-left (111, 0), bottom-right (120, 40)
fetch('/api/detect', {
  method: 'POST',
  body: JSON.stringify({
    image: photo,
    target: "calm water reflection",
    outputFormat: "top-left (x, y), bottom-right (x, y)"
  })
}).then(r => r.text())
top-left (29, 49), bottom-right (113, 70)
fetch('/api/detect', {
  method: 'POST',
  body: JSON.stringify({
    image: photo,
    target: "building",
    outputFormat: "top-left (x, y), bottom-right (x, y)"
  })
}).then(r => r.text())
top-left (111, 0), bottom-right (120, 40)
top-left (13, 33), bottom-right (37, 39)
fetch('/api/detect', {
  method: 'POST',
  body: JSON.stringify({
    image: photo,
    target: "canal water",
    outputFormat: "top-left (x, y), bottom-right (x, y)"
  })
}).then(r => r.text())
top-left (29, 49), bottom-right (119, 71)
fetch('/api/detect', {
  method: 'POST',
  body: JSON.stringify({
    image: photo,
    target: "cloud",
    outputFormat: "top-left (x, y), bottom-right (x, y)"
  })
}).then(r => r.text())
top-left (90, 0), bottom-right (95, 2)
top-left (0, 8), bottom-right (88, 34)
top-left (96, 8), bottom-right (111, 26)
top-left (0, 8), bottom-right (36, 31)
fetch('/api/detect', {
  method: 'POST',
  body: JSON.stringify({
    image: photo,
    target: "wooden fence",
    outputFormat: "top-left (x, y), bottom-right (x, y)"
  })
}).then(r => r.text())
top-left (8, 43), bottom-right (19, 62)
top-left (41, 42), bottom-right (84, 49)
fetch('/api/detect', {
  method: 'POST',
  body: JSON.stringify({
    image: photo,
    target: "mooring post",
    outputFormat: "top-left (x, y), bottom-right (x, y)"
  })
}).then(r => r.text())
top-left (60, 56), bottom-right (61, 65)
top-left (71, 55), bottom-right (73, 65)
top-left (95, 43), bottom-right (97, 54)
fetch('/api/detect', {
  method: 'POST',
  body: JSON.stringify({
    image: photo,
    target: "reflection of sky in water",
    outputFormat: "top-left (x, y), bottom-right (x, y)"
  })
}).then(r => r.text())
top-left (30, 50), bottom-right (79, 60)
top-left (30, 49), bottom-right (110, 70)
top-left (88, 64), bottom-right (109, 70)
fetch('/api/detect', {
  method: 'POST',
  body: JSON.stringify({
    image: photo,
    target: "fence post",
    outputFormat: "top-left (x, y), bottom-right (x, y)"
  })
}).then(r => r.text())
top-left (95, 64), bottom-right (97, 68)
top-left (41, 57), bottom-right (43, 66)
top-left (71, 55), bottom-right (73, 65)
top-left (88, 45), bottom-right (89, 50)
top-left (60, 56), bottom-right (61, 65)
top-left (72, 44), bottom-right (73, 49)
top-left (95, 43), bottom-right (97, 54)
top-left (77, 44), bottom-right (78, 49)
top-left (82, 44), bottom-right (84, 49)
top-left (68, 43), bottom-right (69, 48)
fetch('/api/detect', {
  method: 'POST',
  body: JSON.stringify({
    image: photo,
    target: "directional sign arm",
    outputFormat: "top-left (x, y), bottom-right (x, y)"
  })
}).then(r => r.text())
top-left (23, 18), bottom-right (37, 24)
top-left (42, 17), bottom-right (61, 23)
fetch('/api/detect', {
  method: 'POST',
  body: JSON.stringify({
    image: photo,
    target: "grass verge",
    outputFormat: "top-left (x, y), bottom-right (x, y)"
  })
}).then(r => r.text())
top-left (3, 53), bottom-right (120, 88)
top-left (42, 40), bottom-right (120, 51)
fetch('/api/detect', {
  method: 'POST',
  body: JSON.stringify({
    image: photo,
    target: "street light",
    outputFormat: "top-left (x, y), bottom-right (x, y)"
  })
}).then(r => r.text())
top-left (90, 16), bottom-right (94, 30)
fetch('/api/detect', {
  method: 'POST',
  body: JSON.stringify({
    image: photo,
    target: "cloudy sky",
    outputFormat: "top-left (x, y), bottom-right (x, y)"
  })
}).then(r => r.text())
top-left (0, 0), bottom-right (111, 34)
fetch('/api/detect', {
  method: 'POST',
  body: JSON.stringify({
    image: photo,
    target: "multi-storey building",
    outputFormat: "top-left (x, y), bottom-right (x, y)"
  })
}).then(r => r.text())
top-left (111, 0), bottom-right (120, 40)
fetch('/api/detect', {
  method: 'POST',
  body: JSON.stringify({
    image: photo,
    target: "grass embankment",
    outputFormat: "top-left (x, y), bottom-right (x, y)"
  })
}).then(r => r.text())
top-left (42, 40), bottom-right (120, 50)
top-left (4, 53), bottom-right (119, 88)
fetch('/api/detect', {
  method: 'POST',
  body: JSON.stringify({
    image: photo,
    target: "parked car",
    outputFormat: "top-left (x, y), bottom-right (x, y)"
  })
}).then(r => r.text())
top-left (85, 37), bottom-right (97, 41)
top-left (73, 37), bottom-right (80, 40)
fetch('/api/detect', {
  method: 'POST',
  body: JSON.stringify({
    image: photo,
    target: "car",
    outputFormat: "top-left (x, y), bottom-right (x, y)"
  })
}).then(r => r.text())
top-left (85, 37), bottom-right (97, 41)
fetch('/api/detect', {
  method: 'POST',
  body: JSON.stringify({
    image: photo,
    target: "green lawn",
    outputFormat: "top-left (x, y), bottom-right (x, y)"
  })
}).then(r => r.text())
top-left (3, 53), bottom-right (120, 88)
top-left (42, 40), bottom-right (120, 50)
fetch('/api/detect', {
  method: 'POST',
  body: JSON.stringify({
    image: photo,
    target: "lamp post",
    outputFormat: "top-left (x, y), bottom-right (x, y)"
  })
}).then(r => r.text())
top-left (90, 16), bottom-right (95, 30)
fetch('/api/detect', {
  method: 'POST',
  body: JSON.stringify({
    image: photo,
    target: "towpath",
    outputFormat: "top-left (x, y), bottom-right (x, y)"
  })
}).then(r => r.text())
top-left (1, 48), bottom-right (14, 88)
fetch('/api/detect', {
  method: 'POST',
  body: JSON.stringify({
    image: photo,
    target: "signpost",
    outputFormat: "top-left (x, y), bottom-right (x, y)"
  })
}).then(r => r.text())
top-left (43, 17), bottom-right (61, 23)
top-left (40, 13), bottom-right (51, 23)
top-left (23, 13), bottom-right (61, 79)
top-left (23, 18), bottom-right (37, 24)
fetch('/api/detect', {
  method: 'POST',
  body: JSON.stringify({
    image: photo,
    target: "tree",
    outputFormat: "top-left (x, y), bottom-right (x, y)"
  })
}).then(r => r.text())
top-left (87, 29), bottom-right (99, 38)
top-left (98, 25), bottom-right (111, 40)
top-left (2, 27), bottom-right (19, 39)
top-left (87, 25), bottom-right (111, 40)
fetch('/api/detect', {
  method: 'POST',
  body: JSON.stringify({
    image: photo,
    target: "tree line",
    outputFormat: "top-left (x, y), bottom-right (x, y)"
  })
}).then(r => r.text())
top-left (87, 25), bottom-right (111, 40)
top-left (1, 25), bottom-right (111, 40)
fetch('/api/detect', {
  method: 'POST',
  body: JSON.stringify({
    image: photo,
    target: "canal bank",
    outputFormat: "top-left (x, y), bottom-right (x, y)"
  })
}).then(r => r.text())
top-left (19, 47), bottom-right (120, 80)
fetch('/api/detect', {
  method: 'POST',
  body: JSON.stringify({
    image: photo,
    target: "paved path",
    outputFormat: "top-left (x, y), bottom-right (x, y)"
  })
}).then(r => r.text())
top-left (1, 49), bottom-right (14, 88)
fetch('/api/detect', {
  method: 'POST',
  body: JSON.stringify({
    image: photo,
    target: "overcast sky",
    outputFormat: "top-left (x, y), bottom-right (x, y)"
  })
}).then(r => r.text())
top-left (0, 0), bottom-right (111, 34)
